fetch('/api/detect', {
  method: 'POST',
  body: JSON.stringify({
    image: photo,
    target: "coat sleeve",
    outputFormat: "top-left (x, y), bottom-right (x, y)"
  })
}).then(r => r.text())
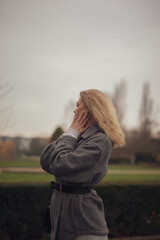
top-left (40, 141), bottom-right (56, 174)
top-left (40, 134), bottom-right (104, 183)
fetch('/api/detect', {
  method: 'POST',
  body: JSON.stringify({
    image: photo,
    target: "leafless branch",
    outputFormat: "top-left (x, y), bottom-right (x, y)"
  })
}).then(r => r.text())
top-left (111, 79), bottom-right (127, 127)
top-left (0, 74), bottom-right (19, 134)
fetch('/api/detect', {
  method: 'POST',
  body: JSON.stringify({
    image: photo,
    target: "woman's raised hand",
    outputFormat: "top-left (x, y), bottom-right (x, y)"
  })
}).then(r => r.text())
top-left (70, 111), bottom-right (90, 134)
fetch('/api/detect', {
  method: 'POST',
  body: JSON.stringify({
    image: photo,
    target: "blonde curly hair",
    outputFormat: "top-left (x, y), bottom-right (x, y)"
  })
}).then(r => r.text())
top-left (80, 89), bottom-right (125, 148)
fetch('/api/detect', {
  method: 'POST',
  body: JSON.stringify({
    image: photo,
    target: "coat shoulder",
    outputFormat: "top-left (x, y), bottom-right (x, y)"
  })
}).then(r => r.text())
top-left (85, 130), bottom-right (112, 150)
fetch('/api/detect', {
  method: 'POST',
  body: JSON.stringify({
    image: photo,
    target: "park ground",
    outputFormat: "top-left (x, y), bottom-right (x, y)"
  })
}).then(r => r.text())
top-left (0, 155), bottom-right (160, 185)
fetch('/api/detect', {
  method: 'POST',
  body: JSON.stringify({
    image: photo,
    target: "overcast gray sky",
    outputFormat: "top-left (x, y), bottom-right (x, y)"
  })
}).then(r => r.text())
top-left (1, 0), bottom-right (160, 137)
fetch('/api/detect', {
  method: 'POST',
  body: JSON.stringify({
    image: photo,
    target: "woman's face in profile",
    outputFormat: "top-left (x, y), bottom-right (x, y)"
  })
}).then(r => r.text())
top-left (74, 98), bottom-right (88, 118)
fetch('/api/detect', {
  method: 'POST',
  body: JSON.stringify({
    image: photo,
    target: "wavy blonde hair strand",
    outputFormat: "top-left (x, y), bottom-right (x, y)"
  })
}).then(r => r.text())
top-left (80, 89), bottom-right (125, 148)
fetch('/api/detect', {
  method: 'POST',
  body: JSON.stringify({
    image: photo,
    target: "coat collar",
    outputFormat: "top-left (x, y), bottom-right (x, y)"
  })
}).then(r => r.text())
top-left (80, 124), bottom-right (101, 139)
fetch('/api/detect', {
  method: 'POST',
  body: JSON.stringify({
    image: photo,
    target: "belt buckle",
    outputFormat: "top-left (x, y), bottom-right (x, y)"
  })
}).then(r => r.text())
top-left (55, 182), bottom-right (62, 194)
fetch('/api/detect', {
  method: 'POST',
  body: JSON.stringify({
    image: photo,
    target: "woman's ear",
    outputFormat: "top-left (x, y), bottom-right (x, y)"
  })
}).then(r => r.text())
top-left (87, 110), bottom-right (91, 116)
top-left (85, 110), bottom-right (90, 116)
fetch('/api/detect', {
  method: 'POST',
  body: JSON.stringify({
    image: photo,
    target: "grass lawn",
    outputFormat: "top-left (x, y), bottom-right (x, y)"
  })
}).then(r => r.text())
top-left (108, 163), bottom-right (160, 170)
top-left (102, 173), bottom-right (160, 185)
top-left (0, 172), bottom-right (160, 185)
top-left (0, 156), bottom-right (40, 168)
top-left (0, 157), bottom-right (159, 169)
top-left (0, 172), bottom-right (54, 184)
top-left (0, 156), bottom-right (160, 185)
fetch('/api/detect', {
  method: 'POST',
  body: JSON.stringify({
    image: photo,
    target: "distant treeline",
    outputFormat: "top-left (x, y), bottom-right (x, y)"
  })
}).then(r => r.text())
top-left (0, 125), bottom-right (160, 163)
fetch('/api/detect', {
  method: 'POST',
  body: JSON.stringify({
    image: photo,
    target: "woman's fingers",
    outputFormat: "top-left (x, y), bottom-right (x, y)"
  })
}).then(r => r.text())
top-left (70, 111), bottom-right (90, 134)
top-left (78, 111), bottom-right (88, 123)
top-left (79, 113), bottom-right (90, 129)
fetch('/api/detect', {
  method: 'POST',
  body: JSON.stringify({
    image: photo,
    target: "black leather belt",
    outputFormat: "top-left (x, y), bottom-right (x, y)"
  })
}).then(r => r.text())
top-left (50, 181), bottom-right (91, 194)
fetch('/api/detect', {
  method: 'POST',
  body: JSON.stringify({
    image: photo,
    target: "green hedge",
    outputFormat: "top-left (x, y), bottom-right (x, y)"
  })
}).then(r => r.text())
top-left (0, 185), bottom-right (160, 239)
top-left (97, 185), bottom-right (160, 238)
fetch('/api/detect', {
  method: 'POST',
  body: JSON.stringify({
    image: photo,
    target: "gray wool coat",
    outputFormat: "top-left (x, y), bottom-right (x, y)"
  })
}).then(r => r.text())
top-left (40, 125), bottom-right (112, 240)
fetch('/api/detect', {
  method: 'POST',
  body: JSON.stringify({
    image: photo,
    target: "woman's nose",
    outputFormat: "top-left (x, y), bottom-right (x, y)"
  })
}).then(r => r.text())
top-left (74, 106), bottom-right (78, 114)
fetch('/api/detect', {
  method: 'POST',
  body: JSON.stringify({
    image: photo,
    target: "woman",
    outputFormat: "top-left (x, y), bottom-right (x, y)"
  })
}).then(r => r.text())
top-left (40, 89), bottom-right (125, 240)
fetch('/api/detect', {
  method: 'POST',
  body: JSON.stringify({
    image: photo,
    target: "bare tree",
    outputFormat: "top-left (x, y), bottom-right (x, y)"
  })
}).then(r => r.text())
top-left (0, 75), bottom-right (18, 134)
top-left (139, 81), bottom-right (154, 139)
top-left (111, 79), bottom-right (127, 127)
